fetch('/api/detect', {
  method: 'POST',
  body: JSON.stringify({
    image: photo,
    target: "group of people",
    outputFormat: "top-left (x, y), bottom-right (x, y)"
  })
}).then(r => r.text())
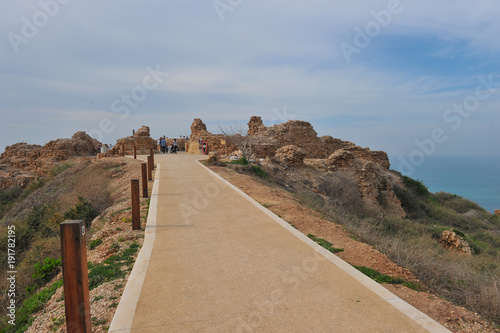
top-left (159, 137), bottom-right (178, 154)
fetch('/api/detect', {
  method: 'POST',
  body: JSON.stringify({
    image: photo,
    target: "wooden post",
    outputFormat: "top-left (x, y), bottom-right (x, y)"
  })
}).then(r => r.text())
top-left (133, 144), bottom-right (137, 159)
top-left (121, 144), bottom-right (125, 157)
top-left (60, 220), bottom-right (91, 333)
top-left (131, 179), bottom-right (140, 230)
top-left (149, 148), bottom-right (154, 169)
top-left (147, 156), bottom-right (153, 181)
top-left (141, 163), bottom-right (148, 198)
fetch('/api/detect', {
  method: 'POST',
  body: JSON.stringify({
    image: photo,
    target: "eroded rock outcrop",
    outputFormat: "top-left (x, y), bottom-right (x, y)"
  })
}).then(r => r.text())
top-left (326, 149), bottom-right (355, 170)
top-left (185, 116), bottom-right (402, 216)
top-left (245, 117), bottom-right (390, 169)
top-left (440, 230), bottom-right (472, 255)
top-left (0, 132), bottom-right (100, 175)
top-left (109, 126), bottom-right (157, 155)
top-left (274, 145), bottom-right (305, 167)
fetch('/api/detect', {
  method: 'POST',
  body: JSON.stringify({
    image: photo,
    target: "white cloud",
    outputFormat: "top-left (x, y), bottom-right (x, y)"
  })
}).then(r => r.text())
top-left (1, 0), bottom-right (499, 155)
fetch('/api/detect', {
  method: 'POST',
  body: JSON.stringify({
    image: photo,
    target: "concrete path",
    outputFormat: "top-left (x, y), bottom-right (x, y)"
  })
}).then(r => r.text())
top-left (110, 153), bottom-right (450, 333)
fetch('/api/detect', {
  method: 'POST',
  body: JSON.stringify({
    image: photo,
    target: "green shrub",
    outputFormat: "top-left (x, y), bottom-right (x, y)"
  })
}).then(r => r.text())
top-left (88, 261), bottom-right (125, 290)
top-left (32, 257), bottom-right (61, 285)
top-left (229, 157), bottom-right (248, 165)
top-left (252, 165), bottom-right (269, 179)
top-left (0, 280), bottom-right (63, 333)
top-left (402, 176), bottom-right (429, 197)
top-left (63, 197), bottom-right (98, 229)
top-left (26, 205), bottom-right (54, 231)
top-left (89, 238), bottom-right (103, 250)
top-left (87, 242), bottom-right (139, 290)
top-left (393, 185), bottom-right (420, 216)
top-left (354, 266), bottom-right (404, 284)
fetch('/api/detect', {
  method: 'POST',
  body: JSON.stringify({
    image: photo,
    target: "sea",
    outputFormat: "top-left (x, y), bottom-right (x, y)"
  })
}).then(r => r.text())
top-left (389, 155), bottom-right (500, 214)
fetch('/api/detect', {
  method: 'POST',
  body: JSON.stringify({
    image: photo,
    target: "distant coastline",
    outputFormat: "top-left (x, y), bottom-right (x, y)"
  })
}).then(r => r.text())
top-left (391, 154), bottom-right (500, 213)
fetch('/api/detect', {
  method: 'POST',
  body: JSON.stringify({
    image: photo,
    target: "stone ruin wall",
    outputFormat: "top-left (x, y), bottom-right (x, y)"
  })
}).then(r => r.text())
top-left (186, 118), bottom-right (237, 155)
top-left (109, 126), bottom-right (157, 156)
top-left (187, 116), bottom-right (390, 169)
top-left (247, 116), bottom-right (390, 169)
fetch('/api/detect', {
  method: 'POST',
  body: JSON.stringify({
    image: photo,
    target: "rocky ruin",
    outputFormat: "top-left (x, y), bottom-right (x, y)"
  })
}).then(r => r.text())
top-left (108, 126), bottom-right (157, 156)
top-left (274, 145), bottom-right (306, 167)
top-left (186, 119), bottom-right (236, 155)
top-left (186, 117), bottom-right (403, 216)
top-left (440, 230), bottom-right (472, 255)
top-left (0, 131), bottom-right (101, 189)
top-left (0, 132), bottom-right (100, 175)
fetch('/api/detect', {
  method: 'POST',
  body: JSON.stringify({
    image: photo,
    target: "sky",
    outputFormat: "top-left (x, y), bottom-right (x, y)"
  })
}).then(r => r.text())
top-left (1, 0), bottom-right (500, 162)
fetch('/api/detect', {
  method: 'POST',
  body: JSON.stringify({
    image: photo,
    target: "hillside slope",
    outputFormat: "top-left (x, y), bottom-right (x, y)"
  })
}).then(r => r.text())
top-left (0, 156), bottom-right (149, 332)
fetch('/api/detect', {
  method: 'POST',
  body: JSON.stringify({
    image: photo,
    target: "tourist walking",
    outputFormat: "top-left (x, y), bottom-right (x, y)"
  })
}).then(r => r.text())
top-left (160, 137), bottom-right (167, 153)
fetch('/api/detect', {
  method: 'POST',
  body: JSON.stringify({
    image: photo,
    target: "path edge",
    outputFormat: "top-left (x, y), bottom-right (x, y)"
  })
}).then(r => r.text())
top-left (108, 162), bottom-right (161, 332)
top-left (199, 160), bottom-right (451, 333)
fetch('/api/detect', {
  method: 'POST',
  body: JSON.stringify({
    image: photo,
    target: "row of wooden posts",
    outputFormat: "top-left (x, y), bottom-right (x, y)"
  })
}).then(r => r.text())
top-left (59, 149), bottom-right (155, 332)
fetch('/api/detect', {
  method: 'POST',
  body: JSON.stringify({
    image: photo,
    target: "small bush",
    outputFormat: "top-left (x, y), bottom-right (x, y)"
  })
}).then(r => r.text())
top-left (89, 238), bottom-right (103, 250)
top-left (229, 157), bottom-right (248, 165)
top-left (402, 176), bottom-right (429, 197)
top-left (32, 257), bottom-right (61, 285)
top-left (63, 197), bottom-right (98, 229)
top-left (252, 165), bottom-right (269, 179)
top-left (26, 204), bottom-right (55, 231)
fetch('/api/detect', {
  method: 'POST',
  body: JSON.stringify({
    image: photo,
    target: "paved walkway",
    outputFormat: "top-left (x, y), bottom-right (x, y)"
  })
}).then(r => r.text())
top-left (110, 153), bottom-right (450, 333)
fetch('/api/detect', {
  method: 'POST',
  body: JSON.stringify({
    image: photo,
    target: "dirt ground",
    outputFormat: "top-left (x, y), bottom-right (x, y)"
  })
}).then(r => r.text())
top-left (208, 164), bottom-right (499, 333)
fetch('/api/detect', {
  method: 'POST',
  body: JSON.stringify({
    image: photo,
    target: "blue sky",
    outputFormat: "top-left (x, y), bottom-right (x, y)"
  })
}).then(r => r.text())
top-left (1, 0), bottom-right (499, 159)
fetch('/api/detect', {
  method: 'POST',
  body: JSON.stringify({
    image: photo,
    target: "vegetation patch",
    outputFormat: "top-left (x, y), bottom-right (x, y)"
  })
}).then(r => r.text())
top-left (354, 266), bottom-right (404, 284)
top-left (307, 234), bottom-right (344, 253)
top-left (228, 156), bottom-right (249, 165)
top-left (63, 197), bottom-right (98, 229)
top-left (0, 280), bottom-right (63, 333)
top-left (88, 242), bottom-right (139, 290)
top-left (89, 238), bottom-right (103, 250)
top-left (252, 165), bottom-right (269, 179)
